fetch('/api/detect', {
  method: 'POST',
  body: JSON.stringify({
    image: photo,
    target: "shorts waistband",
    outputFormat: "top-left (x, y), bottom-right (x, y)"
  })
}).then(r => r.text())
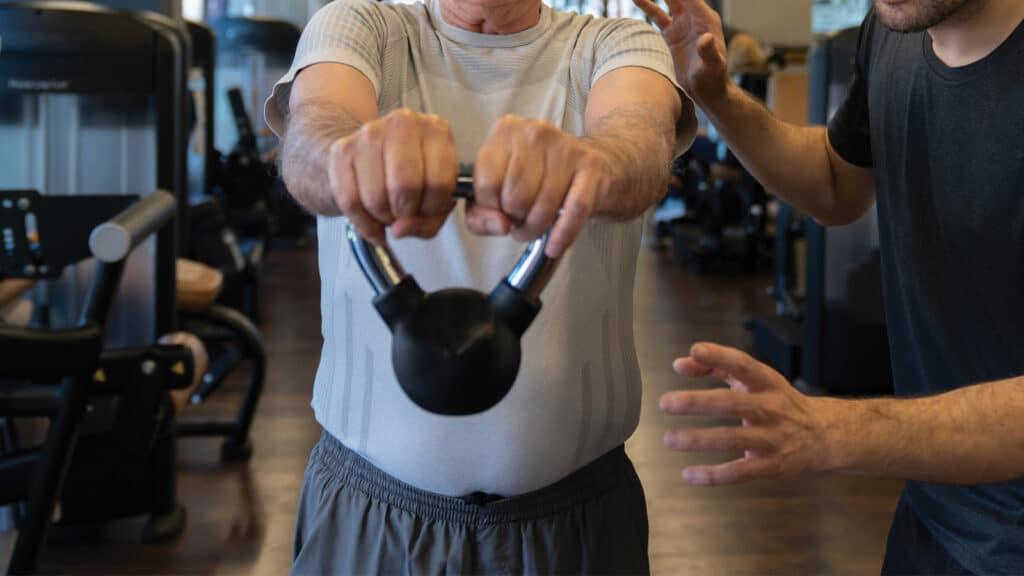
top-left (311, 431), bottom-right (637, 527)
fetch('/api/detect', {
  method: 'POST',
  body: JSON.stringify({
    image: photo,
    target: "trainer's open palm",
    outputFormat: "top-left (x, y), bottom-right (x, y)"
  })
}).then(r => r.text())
top-left (632, 0), bottom-right (729, 102)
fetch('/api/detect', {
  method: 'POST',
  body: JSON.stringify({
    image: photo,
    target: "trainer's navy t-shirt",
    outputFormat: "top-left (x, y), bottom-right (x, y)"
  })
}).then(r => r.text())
top-left (828, 10), bottom-right (1024, 574)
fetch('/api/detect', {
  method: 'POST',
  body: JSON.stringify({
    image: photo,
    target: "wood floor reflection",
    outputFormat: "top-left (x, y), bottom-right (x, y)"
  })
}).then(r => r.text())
top-left (38, 243), bottom-right (901, 575)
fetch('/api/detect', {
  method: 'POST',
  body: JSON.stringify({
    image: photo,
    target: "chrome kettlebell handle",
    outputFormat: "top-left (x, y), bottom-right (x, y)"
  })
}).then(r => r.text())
top-left (347, 167), bottom-right (560, 301)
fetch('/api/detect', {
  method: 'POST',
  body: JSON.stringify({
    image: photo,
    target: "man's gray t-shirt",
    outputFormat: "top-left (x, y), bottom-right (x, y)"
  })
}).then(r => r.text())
top-left (267, 0), bottom-right (682, 497)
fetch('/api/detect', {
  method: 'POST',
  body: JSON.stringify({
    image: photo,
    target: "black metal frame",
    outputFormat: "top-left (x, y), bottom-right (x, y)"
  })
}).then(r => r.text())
top-left (0, 190), bottom-right (176, 574)
top-left (178, 305), bottom-right (265, 461)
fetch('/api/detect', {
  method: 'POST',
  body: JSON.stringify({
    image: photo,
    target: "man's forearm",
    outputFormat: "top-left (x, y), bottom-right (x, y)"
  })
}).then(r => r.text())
top-left (583, 103), bottom-right (682, 219)
top-left (280, 100), bottom-right (363, 216)
top-left (823, 376), bottom-right (1024, 484)
top-left (699, 83), bottom-right (863, 224)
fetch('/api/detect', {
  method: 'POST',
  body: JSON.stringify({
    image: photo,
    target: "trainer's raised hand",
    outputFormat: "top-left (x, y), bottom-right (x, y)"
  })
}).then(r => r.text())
top-left (632, 0), bottom-right (729, 103)
top-left (662, 343), bottom-right (840, 486)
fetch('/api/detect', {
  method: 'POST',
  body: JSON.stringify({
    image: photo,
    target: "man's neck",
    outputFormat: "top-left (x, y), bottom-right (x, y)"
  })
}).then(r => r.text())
top-left (439, 0), bottom-right (542, 34)
top-left (929, 0), bottom-right (1024, 67)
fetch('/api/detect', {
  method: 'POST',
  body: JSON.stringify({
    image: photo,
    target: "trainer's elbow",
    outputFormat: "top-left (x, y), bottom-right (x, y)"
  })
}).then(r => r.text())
top-left (812, 194), bottom-right (874, 227)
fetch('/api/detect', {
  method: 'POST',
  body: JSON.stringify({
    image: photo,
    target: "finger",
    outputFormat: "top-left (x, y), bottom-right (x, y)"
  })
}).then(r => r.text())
top-left (465, 204), bottom-right (511, 236)
top-left (545, 169), bottom-right (598, 258)
top-left (502, 145), bottom-right (544, 229)
top-left (416, 215), bottom-right (449, 238)
top-left (664, 0), bottom-right (686, 15)
top-left (673, 357), bottom-right (710, 377)
top-left (673, 357), bottom-right (732, 381)
top-left (664, 427), bottom-right (774, 453)
top-left (682, 458), bottom-right (776, 486)
top-left (474, 138), bottom-right (509, 213)
top-left (697, 32), bottom-right (722, 62)
top-left (392, 214), bottom-right (448, 239)
top-left (516, 145), bottom-right (572, 242)
top-left (329, 150), bottom-right (385, 245)
top-left (659, 389), bottom-right (761, 420)
top-left (516, 175), bottom-right (567, 243)
top-left (421, 115), bottom-right (458, 217)
top-left (354, 127), bottom-right (392, 225)
top-left (384, 113), bottom-right (424, 223)
top-left (631, 0), bottom-right (672, 30)
top-left (689, 343), bottom-right (779, 391)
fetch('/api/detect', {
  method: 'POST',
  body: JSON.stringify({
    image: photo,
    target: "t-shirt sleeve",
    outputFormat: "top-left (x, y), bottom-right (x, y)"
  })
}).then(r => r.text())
top-left (264, 0), bottom-right (386, 136)
top-left (826, 11), bottom-right (876, 168)
top-left (588, 18), bottom-right (694, 150)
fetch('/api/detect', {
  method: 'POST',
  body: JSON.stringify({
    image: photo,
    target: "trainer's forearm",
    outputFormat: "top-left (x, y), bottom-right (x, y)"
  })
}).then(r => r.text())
top-left (699, 83), bottom-right (851, 223)
top-left (280, 100), bottom-right (363, 216)
top-left (822, 376), bottom-right (1024, 484)
top-left (584, 103), bottom-right (681, 219)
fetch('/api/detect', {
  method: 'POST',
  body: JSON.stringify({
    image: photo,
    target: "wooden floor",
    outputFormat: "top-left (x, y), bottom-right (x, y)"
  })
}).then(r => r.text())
top-left (37, 243), bottom-right (902, 575)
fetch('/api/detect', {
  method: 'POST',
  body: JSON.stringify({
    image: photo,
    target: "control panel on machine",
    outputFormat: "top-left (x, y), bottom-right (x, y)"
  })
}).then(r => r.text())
top-left (0, 190), bottom-right (136, 280)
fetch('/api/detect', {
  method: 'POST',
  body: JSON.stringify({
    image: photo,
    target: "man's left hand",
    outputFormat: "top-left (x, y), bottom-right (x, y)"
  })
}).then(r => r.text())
top-left (470, 115), bottom-right (613, 259)
top-left (663, 342), bottom-right (840, 486)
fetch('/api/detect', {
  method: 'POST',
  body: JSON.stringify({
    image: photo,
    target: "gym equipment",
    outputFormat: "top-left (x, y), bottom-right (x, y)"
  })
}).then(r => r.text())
top-left (186, 19), bottom-right (267, 321)
top-left (0, 1), bottom-right (265, 462)
top-left (746, 27), bottom-right (893, 396)
top-left (176, 20), bottom-right (268, 461)
top-left (349, 170), bottom-right (558, 416)
top-left (211, 16), bottom-right (300, 155)
top-left (0, 190), bottom-right (183, 574)
top-left (212, 16), bottom-right (311, 241)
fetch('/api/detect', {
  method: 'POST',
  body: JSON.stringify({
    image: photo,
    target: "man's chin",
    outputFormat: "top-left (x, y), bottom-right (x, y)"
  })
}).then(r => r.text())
top-left (874, 5), bottom-right (930, 33)
top-left (872, 0), bottom-right (974, 33)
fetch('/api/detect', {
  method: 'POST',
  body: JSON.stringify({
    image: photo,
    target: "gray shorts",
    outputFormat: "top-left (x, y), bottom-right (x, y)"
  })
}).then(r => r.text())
top-left (292, 432), bottom-right (650, 575)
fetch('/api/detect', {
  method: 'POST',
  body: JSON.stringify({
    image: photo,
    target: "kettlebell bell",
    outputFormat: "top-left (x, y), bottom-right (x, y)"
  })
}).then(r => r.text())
top-left (347, 166), bottom-right (559, 416)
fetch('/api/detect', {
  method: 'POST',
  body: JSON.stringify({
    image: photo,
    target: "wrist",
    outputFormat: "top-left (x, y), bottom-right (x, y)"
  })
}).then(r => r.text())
top-left (815, 397), bottom-right (863, 474)
top-left (693, 79), bottom-right (741, 121)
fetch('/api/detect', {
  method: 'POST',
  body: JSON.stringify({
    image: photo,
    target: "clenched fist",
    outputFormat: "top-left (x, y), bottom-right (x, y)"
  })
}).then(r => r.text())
top-left (327, 108), bottom-right (459, 244)
top-left (470, 115), bottom-right (612, 259)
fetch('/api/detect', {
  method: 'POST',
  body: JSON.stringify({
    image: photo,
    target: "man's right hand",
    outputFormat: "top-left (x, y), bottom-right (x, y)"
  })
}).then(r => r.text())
top-left (632, 0), bottom-right (730, 104)
top-left (327, 108), bottom-right (459, 245)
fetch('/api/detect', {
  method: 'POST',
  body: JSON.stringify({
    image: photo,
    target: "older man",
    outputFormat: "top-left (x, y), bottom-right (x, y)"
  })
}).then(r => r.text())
top-left (634, 0), bottom-right (1024, 573)
top-left (266, 0), bottom-right (694, 573)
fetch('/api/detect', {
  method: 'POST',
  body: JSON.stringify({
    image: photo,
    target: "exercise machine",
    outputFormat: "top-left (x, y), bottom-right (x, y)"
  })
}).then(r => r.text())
top-left (0, 190), bottom-right (187, 574)
top-left (0, 1), bottom-right (264, 461)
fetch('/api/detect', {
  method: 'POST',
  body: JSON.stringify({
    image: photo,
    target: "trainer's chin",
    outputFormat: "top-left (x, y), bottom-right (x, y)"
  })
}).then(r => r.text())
top-left (873, 0), bottom-right (938, 33)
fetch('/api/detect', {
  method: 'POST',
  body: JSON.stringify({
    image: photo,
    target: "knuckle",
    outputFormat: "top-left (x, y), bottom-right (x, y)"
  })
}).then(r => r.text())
top-left (364, 193), bottom-right (389, 216)
top-left (332, 136), bottom-right (358, 160)
top-left (523, 120), bottom-right (550, 142)
top-left (425, 113), bottom-right (450, 133)
top-left (495, 115), bottom-right (521, 133)
top-left (389, 108), bottom-right (417, 122)
top-left (359, 122), bottom-right (384, 142)
top-left (669, 430), bottom-right (693, 449)
top-left (336, 192), bottom-right (359, 214)
top-left (565, 196), bottom-right (594, 219)
top-left (503, 194), bottom-right (532, 219)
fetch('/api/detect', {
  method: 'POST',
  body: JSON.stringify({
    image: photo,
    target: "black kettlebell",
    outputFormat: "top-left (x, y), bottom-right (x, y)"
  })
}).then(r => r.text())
top-left (348, 166), bottom-right (559, 416)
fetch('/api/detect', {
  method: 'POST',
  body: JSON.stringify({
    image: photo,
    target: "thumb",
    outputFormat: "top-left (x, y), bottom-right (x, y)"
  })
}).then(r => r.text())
top-left (465, 203), bottom-right (511, 236)
top-left (696, 32), bottom-right (722, 64)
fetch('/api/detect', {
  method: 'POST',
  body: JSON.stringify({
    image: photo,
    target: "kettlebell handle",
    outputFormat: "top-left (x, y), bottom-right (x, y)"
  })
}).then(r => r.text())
top-left (347, 165), bottom-right (559, 301)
